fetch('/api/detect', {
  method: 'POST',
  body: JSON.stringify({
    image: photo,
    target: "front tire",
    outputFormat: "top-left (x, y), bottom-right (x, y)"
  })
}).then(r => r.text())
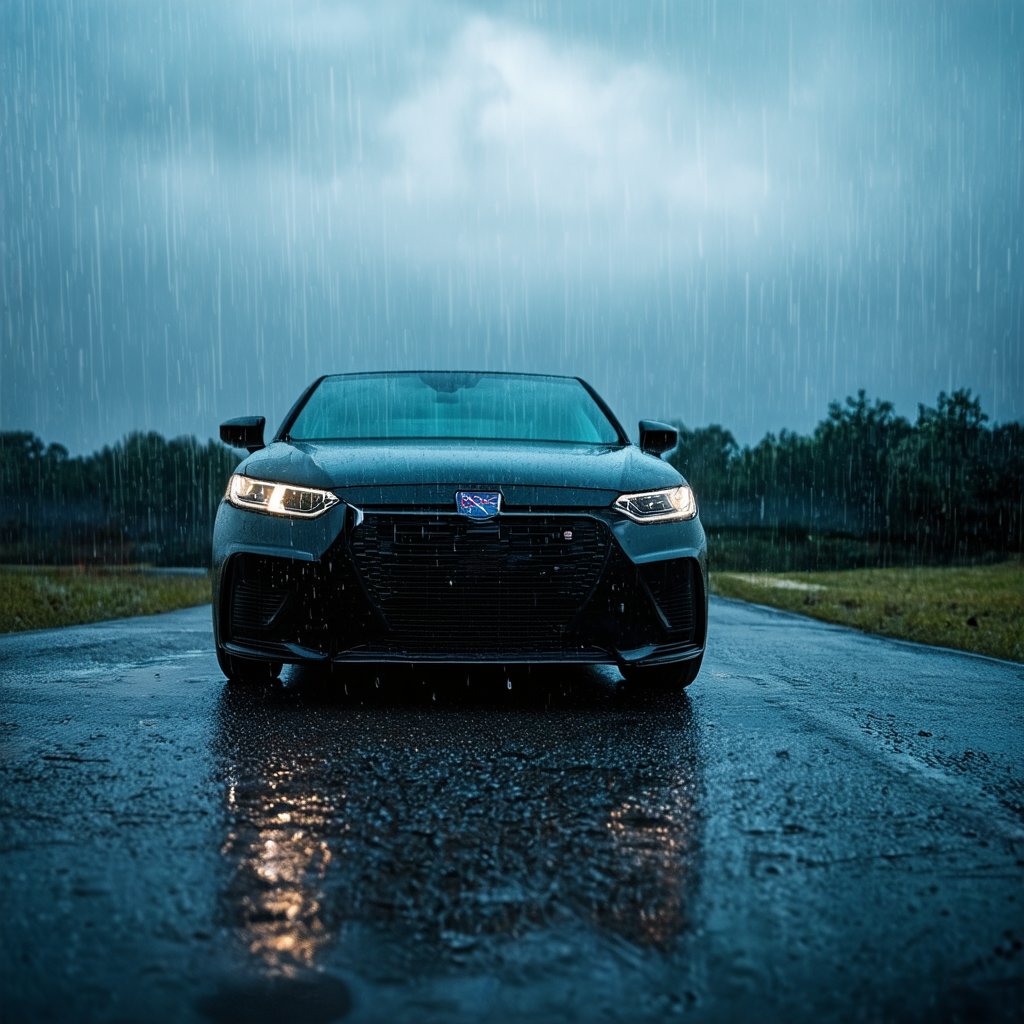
top-left (620, 652), bottom-right (703, 690)
top-left (216, 647), bottom-right (282, 685)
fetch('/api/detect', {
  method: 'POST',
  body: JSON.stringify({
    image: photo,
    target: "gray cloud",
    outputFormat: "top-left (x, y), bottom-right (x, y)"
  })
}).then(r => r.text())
top-left (2, 0), bottom-right (1021, 453)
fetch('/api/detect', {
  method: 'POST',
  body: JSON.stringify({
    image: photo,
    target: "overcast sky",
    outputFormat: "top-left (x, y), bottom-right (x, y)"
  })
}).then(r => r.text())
top-left (2, 0), bottom-right (1021, 453)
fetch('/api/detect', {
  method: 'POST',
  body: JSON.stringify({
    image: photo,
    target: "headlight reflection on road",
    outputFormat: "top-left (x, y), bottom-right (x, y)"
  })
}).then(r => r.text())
top-left (224, 774), bottom-right (337, 976)
top-left (214, 682), bottom-right (705, 978)
top-left (605, 789), bottom-right (696, 948)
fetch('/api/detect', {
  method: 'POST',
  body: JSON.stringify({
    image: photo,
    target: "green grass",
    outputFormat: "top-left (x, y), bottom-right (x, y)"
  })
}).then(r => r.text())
top-left (0, 567), bottom-right (211, 633)
top-left (711, 561), bottom-right (1024, 662)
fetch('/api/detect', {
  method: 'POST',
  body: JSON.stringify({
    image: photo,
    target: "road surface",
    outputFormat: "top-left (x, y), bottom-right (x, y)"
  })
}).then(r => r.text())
top-left (1, 598), bottom-right (1021, 1022)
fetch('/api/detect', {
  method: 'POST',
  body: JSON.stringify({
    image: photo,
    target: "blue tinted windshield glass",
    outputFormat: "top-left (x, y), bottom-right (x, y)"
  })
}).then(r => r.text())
top-left (287, 373), bottom-right (622, 444)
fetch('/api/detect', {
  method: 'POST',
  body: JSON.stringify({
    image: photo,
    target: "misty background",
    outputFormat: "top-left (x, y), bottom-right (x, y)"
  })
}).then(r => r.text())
top-left (1, 0), bottom-right (1021, 455)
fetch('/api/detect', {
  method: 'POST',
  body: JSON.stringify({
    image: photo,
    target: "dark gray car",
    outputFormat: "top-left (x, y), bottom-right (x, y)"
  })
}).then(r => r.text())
top-left (212, 371), bottom-right (707, 688)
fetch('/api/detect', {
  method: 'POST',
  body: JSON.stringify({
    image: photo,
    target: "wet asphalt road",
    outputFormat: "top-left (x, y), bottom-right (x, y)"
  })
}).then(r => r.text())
top-left (1, 599), bottom-right (1022, 1024)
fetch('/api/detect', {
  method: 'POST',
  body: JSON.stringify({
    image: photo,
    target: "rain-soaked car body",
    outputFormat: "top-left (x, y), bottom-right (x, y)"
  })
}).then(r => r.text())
top-left (212, 372), bottom-right (708, 688)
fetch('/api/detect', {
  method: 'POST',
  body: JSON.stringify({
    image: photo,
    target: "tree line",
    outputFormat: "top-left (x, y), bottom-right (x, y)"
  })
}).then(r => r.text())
top-left (668, 388), bottom-right (1023, 565)
top-left (0, 431), bottom-right (240, 565)
top-left (0, 387), bottom-right (1021, 567)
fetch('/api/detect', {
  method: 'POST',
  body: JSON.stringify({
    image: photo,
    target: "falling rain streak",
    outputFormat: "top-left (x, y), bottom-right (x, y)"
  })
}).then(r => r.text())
top-left (0, 1), bottom-right (1021, 454)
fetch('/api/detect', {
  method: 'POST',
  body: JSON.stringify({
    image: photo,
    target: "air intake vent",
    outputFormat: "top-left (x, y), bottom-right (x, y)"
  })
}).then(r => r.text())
top-left (230, 580), bottom-right (288, 637)
top-left (639, 558), bottom-right (698, 639)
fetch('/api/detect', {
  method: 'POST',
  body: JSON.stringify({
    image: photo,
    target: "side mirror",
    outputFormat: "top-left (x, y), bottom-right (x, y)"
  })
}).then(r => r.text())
top-left (639, 420), bottom-right (677, 457)
top-left (220, 416), bottom-right (266, 453)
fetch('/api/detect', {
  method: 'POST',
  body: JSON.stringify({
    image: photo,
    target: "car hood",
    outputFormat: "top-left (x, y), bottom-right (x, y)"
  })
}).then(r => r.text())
top-left (239, 439), bottom-right (684, 508)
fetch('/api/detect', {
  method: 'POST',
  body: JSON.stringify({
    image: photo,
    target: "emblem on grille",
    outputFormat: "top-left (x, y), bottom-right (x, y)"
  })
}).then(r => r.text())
top-left (456, 491), bottom-right (501, 519)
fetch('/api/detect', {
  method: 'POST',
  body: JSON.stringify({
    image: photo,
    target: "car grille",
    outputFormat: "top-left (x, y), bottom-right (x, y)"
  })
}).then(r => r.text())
top-left (349, 514), bottom-right (611, 652)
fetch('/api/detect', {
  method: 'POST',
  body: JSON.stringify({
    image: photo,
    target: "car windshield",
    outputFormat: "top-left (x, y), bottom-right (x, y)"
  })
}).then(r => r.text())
top-left (286, 373), bottom-right (623, 444)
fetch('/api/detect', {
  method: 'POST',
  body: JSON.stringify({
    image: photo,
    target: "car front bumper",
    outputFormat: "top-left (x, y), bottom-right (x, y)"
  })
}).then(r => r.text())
top-left (212, 501), bottom-right (707, 670)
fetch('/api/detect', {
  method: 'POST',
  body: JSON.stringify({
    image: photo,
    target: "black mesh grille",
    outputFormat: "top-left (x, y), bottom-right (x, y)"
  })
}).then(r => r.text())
top-left (639, 559), bottom-right (698, 638)
top-left (349, 515), bottom-right (610, 652)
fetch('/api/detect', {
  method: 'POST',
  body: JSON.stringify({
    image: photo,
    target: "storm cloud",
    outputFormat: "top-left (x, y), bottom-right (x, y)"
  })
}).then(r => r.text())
top-left (2, 0), bottom-right (1021, 451)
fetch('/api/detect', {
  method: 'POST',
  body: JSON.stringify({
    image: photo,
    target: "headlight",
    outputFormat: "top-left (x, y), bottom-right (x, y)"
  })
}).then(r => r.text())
top-left (613, 485), bottom-right (697, 523)
top-left (226, 474), bottom-right (340, 518)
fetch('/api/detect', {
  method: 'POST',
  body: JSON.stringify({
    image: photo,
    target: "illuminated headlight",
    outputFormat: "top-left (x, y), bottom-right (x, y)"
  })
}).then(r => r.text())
top-left (613, 486), bottom-right (697, 523)
top-left (226, 474), bottom-right (340, 518)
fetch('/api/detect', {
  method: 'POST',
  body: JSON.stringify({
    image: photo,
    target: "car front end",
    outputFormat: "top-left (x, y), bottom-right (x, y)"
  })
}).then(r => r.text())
top-left (213, 373), bottom-right (708, 686)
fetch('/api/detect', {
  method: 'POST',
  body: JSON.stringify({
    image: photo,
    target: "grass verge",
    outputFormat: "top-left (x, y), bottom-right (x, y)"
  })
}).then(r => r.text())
top-left (0, 567), bottom-right (210, 633)
top-left (710, 561), bottom-right (1024, 662)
